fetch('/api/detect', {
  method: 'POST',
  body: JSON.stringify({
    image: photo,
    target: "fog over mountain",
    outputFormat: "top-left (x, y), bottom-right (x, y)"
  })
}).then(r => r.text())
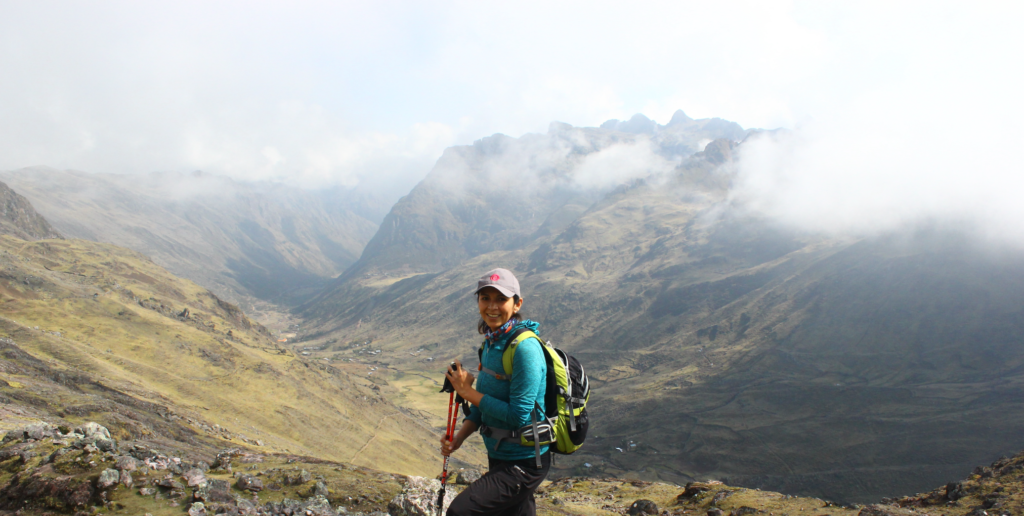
top-left (290, 110), bottom-right (1024, 502)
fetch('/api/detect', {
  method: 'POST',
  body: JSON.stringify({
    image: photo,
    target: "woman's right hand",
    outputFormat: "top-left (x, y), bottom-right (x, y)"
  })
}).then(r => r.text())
top-left (440, 436), bottom-right (462, 456)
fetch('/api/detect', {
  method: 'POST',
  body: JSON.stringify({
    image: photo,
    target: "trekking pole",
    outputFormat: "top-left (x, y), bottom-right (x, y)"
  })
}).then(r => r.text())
top-left (438, 362), bottom-right (459, 516)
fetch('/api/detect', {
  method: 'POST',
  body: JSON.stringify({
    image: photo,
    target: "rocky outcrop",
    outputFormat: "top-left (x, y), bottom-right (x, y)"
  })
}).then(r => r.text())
top-left (0, 180), bottom-right (63, 241)
top-left (387, 476), bottom-right (458, 516)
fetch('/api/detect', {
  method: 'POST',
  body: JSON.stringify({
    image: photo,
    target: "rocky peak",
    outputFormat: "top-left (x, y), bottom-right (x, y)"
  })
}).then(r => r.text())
top-left (667, 109), bottom-right (694, 126)
top-left (601, 114), bottom-right (658, 134)
top-left (701, 138), bottom-right (736, 165)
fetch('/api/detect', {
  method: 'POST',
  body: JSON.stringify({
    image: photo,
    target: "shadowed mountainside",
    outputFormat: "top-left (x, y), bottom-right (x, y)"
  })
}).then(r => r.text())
top-left (0, 168), bottom-right (381, 307)
top-left (294, 113), bottom-right (1024, 502)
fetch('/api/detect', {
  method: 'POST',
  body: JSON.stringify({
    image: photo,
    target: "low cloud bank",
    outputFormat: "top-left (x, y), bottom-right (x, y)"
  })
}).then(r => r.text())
top-left (732, 65), bottom-right (1024, 247)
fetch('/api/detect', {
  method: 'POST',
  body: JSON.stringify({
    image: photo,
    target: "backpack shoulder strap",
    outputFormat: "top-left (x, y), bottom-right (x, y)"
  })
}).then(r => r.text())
top-left (502, 330), bottom-right (541, 377)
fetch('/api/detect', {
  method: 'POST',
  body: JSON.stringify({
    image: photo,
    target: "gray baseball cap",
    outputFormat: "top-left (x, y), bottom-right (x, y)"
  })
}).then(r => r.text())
top-left (472, 268), bottom-right (521, 298)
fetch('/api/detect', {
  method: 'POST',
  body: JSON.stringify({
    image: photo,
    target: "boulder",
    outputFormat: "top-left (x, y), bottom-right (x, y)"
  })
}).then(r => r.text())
top-left (388, 476), bottom-right (458, 516)
top-left (75, 422), bottom-right (111, 440)
top-left (708, 509), bottom-right (725, 516)
top-left (97, 468), bottom-right (120, 489)
top-left (194, 479), bottom-right (233, 503)
top-left (183, 468), bottom-right (207, 487)
top-left (311, 479), bottom-right (329, 498)
top-left (857, 505), bottom-right (924, 516)
top-left (286, 469), bottom-right (313, 485)
top-left (455, 469), bottom-right (482, 485)
top-left (946, 482), bottom-right (966, 501)
top-left (95, 438), bottom-right (117, 453)
top-left (236, 474), bottom-right (263, 492)
top-left (711, 491), bottom-right (733, 505)
top-left (188, 501), bottom-right (207, 516)
top-left (678, 482), bottom-right (715, 500)
top-left (305, 495), bottom-right (336, 516)
top-left (628, 499), bottom-right (659, 515)
top-left (24, 423), bottom-right (57, 440)
top-left (731, 507), bottom-right (759, 516)
top-left (140, 487), bottom-right (157, 496)
top-left (115, 455), bottom-right (140, 472)
top-left (120, 470), bottom-right (133, 488)
top-left (156, 478), bottom-right (186, 490)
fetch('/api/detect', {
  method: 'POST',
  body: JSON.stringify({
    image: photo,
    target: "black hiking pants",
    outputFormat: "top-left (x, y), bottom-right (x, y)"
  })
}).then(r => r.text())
top-left (447, 452), bottom-right (551, 516)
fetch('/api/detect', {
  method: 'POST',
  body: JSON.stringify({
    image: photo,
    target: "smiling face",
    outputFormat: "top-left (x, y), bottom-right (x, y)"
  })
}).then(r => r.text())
top-left (477, 286), bottom-right (523, 331)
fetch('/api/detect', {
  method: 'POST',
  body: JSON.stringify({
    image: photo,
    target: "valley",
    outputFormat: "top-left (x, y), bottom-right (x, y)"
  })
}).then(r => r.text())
top-left (2, 110), bottom-right (1023, 511)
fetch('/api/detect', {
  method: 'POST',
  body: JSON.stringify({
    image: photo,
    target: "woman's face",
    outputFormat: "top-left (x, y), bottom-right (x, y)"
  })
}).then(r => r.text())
top-left (477, 287), bottom-right (523, 331)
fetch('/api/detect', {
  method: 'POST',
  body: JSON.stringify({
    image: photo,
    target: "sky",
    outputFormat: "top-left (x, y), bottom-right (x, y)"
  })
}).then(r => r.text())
top-left (1, 1), bottom-right (1022, 222)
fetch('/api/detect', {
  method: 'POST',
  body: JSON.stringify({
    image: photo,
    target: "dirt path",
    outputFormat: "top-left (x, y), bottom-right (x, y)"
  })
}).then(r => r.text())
top-left (350, 414), bottom-right (392, 463)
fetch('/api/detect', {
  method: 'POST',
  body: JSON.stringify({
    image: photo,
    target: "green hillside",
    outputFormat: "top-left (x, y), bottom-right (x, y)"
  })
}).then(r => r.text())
top-left (0, 234), bottom-right (448, 478)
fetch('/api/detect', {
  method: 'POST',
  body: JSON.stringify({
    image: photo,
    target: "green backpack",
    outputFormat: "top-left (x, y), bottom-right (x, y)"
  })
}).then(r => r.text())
top-left (476, 329), bottom-right (590, 466)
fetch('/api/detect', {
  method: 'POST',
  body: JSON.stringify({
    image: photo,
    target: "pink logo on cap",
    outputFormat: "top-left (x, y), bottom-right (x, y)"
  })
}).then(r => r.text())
top-left (490, 274), bottom-right (500, 281)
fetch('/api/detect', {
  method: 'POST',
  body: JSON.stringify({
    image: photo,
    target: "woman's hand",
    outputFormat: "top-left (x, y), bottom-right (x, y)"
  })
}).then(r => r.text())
top-left (445, 359), bottom-right (476, 395)
top-left (441, 420), bottom-right (479, 457)
top-left (440, 435), bottom-right (462, 456)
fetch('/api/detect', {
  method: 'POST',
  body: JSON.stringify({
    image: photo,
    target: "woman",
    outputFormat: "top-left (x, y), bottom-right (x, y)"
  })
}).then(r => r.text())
top-left (442, 267), bottom-right (550, 516)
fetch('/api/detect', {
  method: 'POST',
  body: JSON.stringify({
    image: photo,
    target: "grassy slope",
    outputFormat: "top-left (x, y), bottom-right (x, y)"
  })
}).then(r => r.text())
top-left (0, 235), bottom-right (441, 477)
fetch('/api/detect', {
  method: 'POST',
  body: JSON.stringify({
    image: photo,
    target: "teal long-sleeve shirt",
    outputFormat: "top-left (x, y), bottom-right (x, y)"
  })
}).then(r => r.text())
top-left (466, 319), bottom-right (548, 460)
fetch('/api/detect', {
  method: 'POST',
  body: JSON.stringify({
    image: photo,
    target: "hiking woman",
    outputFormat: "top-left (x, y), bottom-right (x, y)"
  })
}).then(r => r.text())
top-left (442, 267), bottom-right (550, 516)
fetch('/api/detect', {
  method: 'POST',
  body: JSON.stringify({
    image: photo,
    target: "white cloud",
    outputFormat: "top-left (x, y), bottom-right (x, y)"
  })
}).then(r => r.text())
top-left (0, 0), bottom-right (1021, 216)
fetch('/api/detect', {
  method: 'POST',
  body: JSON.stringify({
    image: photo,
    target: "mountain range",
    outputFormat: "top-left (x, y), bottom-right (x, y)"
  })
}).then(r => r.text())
top-left (2, 109), bottom-right (1023, 505)
top-left (294, 112), bottom-right (1024, 503)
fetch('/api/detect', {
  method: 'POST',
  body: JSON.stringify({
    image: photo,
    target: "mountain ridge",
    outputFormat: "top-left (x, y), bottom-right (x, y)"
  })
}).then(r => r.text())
top-left (0, 167), bottom-right (382, 307)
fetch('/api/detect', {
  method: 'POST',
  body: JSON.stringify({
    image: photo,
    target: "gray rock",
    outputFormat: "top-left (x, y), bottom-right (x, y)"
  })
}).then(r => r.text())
top-left (75, 422), bottom-right (111, 440)
top-left (95, 438), bottom-right (117, 453)
top-left (2, 430), bottom-right (21, 444)
top-left (139, 487), bottom-right (157, 496)
top-left (236, 474), bottom-right (263, 492)
top-left (305, 495), bottom-right (335, 516)
top-left (946, 482), bottom-right (966, 501)
top-left (120, 470), bottom-right (133, 488)
top-left (628, 499), bottom-right (659, 515)
top-left (455, 469), bottom-right (482, 485)
top-left (97, 468), bottom-right (120, 489)
top-left (115, 455), bottom-right (140, 471)
top-left (24, 423), bottom-right (56, 440)
top-left (711, 491), bottom-right (733, 505)
top-left (388, 476), bottom-right (457, 516)
top-left (857, 505), bottom-right (923, 516)
top-left (157, 478), bottom-right (186, 490)
top-left (188, 501), bottom-right (207, 516)
top-left (731, 507), bottom-right (759, 516)
top-left (707, 509), bottom-right (725, 516)
top-left (194, 478), bottom-right (233, 503)
top-left (311, 479), bottom-right (329, 497)
top-left (183, 468), bottom-right (207, 487)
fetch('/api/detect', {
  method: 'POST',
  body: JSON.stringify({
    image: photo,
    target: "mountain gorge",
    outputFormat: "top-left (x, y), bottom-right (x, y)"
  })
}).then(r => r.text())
top-left (296, 112), bottom-right (1024, 503)
top-left (0, 168), bottom-right (384, 307)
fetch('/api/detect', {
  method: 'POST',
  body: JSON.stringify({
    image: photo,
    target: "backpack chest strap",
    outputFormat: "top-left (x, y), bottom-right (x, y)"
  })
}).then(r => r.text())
top-left (477, 329), bottom-right (540, 381)
top-left (480, 366), bottom-right (508, 381)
